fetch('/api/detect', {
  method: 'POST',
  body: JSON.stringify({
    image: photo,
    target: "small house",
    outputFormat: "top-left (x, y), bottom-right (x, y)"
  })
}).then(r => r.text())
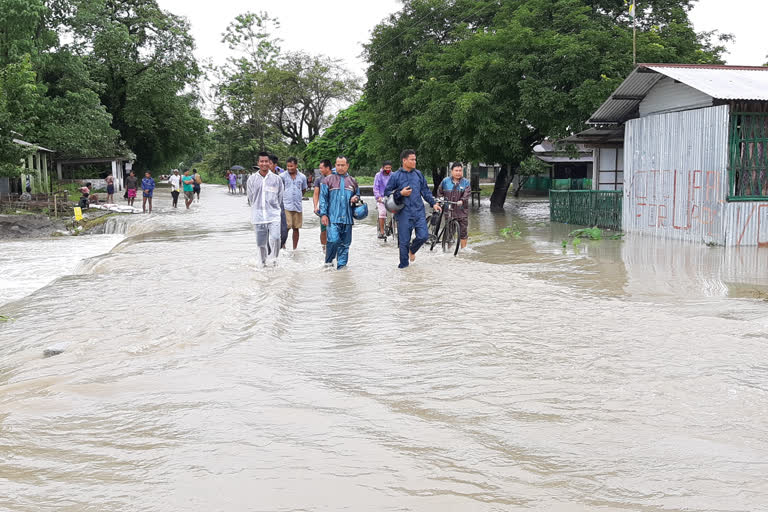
top-left (572, 63), bottom-right (768, 246)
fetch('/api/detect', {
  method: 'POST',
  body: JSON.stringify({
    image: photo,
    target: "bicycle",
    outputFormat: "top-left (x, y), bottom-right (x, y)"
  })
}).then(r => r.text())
top-left (382, 211), bottom-right (398, 244)
top-left (427, 199), bottom-right (462, 256)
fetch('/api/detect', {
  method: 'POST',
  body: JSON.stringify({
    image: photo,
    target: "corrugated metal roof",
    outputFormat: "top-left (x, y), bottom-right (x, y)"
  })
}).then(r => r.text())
top-left (588, 64), bottom-right (768, 125)
top-left (646, 65), bottom-right (768, 101)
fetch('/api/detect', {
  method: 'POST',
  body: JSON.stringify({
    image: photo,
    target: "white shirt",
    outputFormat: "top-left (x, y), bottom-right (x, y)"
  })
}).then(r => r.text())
top-left (168, 175), bottom-right (181, 192)
top-left (247, 171), bottom-right (284, 224)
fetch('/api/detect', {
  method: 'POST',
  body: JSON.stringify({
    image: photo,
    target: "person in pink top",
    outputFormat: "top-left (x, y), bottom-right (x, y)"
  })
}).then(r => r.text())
top-left (373, 160), bottom-right (394, 238)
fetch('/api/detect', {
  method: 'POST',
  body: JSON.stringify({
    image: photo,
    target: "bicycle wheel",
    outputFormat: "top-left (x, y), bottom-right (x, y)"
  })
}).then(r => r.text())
top-left (392, 219), bottom-right (398, 245)
top-left (450, 219), bottom-right (461, 256)
top-left (431, 224), bottom-right (444, 251)
top-left (442, 219), bottom-right (458, 253)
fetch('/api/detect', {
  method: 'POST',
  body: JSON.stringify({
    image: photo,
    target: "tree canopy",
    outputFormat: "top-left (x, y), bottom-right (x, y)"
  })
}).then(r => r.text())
top-left (363, 0), bottom-right (730, 208)
top-left (0, 0), bottom-right (207, 177)
top-left (203, 11), bottom-right (359, 173)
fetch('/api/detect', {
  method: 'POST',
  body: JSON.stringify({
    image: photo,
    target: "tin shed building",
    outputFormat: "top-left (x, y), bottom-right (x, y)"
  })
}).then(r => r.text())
top-left (585, 64), bottom-right (768, 246)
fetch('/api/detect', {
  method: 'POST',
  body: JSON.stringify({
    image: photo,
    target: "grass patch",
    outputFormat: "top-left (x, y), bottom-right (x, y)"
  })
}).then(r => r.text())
top-left (0, 315), bottom-right (11, 323)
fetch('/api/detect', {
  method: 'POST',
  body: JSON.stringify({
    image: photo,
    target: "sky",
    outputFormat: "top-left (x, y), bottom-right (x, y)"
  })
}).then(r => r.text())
top-left (158, 0), bottom-right (768, 78)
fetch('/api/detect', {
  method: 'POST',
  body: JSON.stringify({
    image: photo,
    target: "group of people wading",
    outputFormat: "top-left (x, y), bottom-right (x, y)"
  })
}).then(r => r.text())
top-left (246, 149), bottom-right (471, 270)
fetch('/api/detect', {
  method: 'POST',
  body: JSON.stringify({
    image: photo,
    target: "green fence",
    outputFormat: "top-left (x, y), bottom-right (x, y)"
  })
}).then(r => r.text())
top-left (549, 190), bottom-right (622, 230)
top-left (524, 177), bottom-right (592, 191)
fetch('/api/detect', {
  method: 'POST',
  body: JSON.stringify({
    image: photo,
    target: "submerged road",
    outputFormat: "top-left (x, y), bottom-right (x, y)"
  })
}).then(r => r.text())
top-left (1, 185), bottom-right (768, 511)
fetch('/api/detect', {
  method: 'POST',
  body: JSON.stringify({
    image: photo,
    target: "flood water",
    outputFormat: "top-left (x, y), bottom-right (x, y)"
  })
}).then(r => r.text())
top-left (1, 185), bottom-right (768, 511)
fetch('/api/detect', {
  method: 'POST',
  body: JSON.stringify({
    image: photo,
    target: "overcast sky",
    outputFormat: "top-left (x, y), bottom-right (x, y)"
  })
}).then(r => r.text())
top-left (156, 0), bottom-right (768, 98)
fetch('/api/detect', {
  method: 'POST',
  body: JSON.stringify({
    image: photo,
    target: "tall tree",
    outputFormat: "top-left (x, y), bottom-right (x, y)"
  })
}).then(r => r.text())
top-left (0, 0), bottom-right (123, 175)
top-left (69, 0), bottom-right (206, 170)
top-left (266, 52), bottom-right (358, 149)
top-left (365, 0), bottom-right (729, 210)
top-left (303, 98), bottom-right (379, 171)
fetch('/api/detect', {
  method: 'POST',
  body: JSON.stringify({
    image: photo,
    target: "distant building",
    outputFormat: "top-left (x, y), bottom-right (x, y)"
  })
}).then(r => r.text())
top-left (0, 139), bottom-right (55, 198)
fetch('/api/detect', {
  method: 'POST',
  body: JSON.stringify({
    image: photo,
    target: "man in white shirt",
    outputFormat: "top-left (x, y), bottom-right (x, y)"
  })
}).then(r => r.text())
top-left (167, 169), bottom-right (181, 208)
top-left (247, 152), bottom-right (285, 266)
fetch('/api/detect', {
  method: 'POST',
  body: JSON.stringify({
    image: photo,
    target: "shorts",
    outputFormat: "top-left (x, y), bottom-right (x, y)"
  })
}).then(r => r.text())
top-left (376, 201), bottom-right (387, 219)
top-left (456, 216), bottom-right (468, 239)
top-left (143, 190), bottom-right (153, 198)
top-left (286, 210), bottom-right (303, 229)
top-left (127, 188), bottom-right (137, 198)
top-left (184, 191), bottom-right (194, 201)
top-left (321, 225), bottom-right (327, 233)
top-left (193, 184), bottom-right (201, 193)
top-left (107, 184), bottom-right (115, 194)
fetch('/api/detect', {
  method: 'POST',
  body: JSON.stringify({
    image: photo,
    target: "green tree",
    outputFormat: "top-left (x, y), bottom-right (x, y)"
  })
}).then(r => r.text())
top-left (266, 52), bottom-right (359, 149)
top-left (0, 57), bottom-right (40, 176)
top-left (70, 0), bottom-right (206, 171)
top-left (0, 0), bottom-right (124, 173)
top-left (303, 99), bottom-right (379, 172)
top-left (365, 0), bottom-right (729, 210)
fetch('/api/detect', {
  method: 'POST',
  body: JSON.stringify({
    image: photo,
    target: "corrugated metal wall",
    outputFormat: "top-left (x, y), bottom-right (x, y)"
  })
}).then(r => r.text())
top-left (639, 77), bottom-right (713, 117)
top-left (724, 202), bottom-right (768, 247)
top-left (623, 105), bottom-right (730, 244)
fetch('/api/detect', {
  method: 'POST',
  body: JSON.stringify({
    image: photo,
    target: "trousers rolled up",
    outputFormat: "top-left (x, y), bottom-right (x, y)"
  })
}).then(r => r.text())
top-left (254, 221), bottom-right (281, 265)
top-left (325, 223), bottom-right (353, 269)
top-left (397, 213), bottom-right (429, 268)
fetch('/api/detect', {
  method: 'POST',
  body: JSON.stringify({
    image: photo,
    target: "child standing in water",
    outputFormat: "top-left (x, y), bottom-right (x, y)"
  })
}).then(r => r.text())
top-left (142, 172), bottom-right (156, 213)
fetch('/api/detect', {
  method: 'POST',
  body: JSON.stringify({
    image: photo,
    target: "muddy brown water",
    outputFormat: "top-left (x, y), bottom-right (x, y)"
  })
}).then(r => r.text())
top-left (1, 185), bottom-right (768, 511)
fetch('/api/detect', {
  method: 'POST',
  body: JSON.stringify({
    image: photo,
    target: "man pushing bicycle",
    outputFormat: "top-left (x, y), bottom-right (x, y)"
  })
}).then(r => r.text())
top-left (384, 149), bottom-right (441, 269)
top-left (438, 163), bottom-right (471, 249)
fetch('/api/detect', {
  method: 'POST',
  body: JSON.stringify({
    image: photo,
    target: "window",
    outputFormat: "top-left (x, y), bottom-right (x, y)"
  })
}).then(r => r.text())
top-left (598, 147), bottom-right (623, 190)
top-left (729, 112), bottom-right (768, 199)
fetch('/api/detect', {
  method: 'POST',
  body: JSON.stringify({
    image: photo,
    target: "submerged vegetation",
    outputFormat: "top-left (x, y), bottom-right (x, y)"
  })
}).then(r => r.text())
top-left (562, 227), bottom-right (623, 247)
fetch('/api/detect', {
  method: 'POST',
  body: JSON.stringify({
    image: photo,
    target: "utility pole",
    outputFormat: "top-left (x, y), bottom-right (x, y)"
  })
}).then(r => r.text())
top-left (632, 1), bottom-right (637, 65)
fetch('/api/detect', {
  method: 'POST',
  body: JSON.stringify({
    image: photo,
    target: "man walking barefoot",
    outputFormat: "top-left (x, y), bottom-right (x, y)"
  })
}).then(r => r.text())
top-left (248, 152), bottom-right (285, 266)
top-left (313, 159), bottom-right (333, 252)
top-left (373, 160), bottom-right (394, 238)
top-left (384, 149), bottom-right (441, 269)
top-left (168, 169), bottom-right (181, 208)
top-left (319, 156), bottom-right (361, 270)
top-left (280, 157), bottom-right (308, 250)
top-left (182, 170), bottom-right (195, 209)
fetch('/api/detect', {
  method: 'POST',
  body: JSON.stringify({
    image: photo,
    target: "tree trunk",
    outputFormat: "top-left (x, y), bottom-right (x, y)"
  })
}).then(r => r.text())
top-left (490, 164), bottom-right (516, 211)
top-left (513, 176), bottom-right (530, 198)
top-left (431, 166), bottom-right (446, 196)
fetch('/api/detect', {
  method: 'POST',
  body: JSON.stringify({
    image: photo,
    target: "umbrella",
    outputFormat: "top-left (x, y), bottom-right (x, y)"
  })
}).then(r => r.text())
top-left (230, 165), bottom-right (245, 171)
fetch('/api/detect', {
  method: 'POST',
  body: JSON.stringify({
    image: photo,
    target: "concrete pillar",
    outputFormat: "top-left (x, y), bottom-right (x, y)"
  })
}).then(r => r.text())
top-left (592, 149), bottom-right (598, 190)
top-left (57, 161), bottom-right (63, 180)
top-left (111, 160), bottom-right (118, 189)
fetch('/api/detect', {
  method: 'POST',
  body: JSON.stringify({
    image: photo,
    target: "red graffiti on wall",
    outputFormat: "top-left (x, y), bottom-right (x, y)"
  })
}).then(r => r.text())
top-left (630, 169), bottom-right (725, 235)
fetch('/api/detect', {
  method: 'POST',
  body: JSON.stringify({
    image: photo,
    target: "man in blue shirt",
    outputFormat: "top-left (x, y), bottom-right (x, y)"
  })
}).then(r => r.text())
top-left (280, 156), bottom-right (308, 250)
top-left (384, 149), bottom-right (442, 269)
top-left (318, 156), bottom-right (361, 270)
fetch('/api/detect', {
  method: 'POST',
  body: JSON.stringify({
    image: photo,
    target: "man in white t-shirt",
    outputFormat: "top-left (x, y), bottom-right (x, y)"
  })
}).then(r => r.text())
top-left (247, 152), bottom-right (285, 266)
top-left (168, 170), bottom-right (181, 208)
